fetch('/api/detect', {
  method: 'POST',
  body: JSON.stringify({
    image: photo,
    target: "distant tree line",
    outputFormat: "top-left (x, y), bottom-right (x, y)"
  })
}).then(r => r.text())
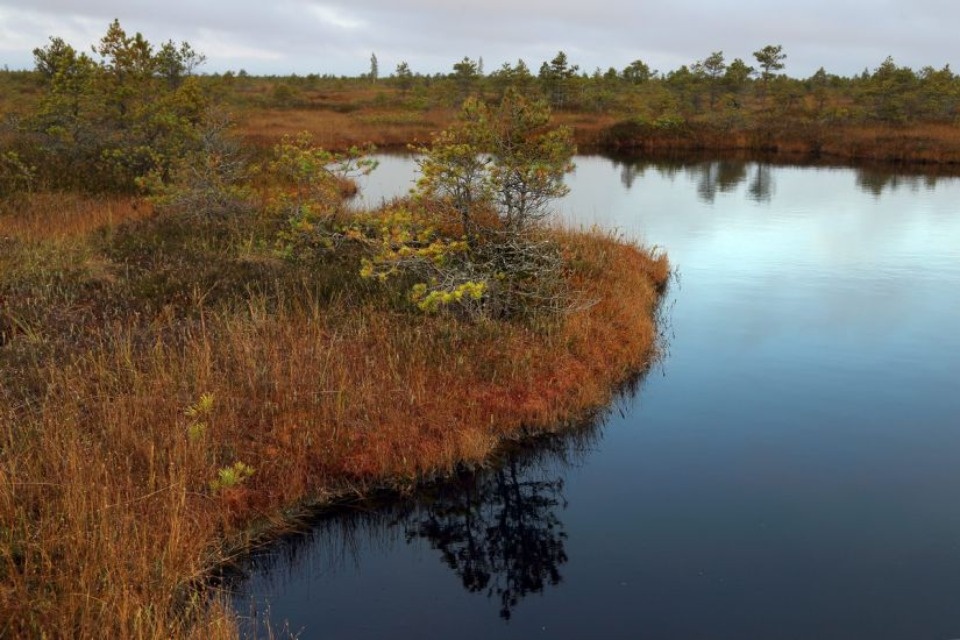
top-left (4, 28), bottom-right (960, 195)
top-left (384, 46), bottom-right (958, 125)
top-left (138, 44), bottom-right (960, 128)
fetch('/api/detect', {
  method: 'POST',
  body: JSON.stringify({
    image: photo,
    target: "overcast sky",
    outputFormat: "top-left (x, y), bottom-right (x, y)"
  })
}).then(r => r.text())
top-left (1, 1), bottom-right (958, 78)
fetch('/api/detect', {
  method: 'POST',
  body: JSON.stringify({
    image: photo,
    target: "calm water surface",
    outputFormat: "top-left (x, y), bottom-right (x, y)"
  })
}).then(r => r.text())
top-left (233, 157), bottom-right (960, 639)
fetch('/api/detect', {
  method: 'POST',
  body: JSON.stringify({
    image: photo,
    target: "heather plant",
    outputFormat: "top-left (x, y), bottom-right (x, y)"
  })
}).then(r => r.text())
top-left (209, 462), bottom-right (255, 492)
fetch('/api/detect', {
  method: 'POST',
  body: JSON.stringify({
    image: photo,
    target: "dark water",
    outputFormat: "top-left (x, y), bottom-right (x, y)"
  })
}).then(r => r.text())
top-left (232, 157), bottom-right (960, 639)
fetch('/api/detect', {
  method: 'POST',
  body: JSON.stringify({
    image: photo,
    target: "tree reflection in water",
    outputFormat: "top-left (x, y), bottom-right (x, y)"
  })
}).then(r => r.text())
top-left (855, 169), bottom-right (942, 196)
top-left (611, 153), bottom-right (956, 203)
top-left (747, 162), bottom-right (773, 202)
top-left (612, 155), bottom-right (774, 203)
top-left (404, 445), bottom-right (571, 619)
top-left (391, 355), bottom-right (657, 621)
top-left (230, 421), bottom-right (609, 624)
top-left (230, 368), bottom-right (660, 634)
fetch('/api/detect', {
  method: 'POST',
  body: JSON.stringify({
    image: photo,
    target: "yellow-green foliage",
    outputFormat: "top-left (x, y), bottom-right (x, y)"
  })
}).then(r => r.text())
top-left (270, 93), bottom-right (577, 319)
top-left (356, 208), bottom-right (469, 277)
top-left (267, 132), bottom-right (342, 220)
top-left (349, 207), bottom-right (483, 313)
top-left (413, 87), bottom-right (575, 235)
top-left (270, 132), bottom-right (377, 258)
top-left (411, 280), bottom-right (487, 312)
top-left (185, 392), bottom-right (214, 442)
top-left (209, 461), bottom-right (255, 492)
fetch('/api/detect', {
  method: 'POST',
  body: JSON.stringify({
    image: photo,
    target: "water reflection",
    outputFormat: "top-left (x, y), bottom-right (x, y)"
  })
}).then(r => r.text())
top-left (610, 154), bottom-right (957, 203)
top-left (747, 163), bottom-right (774, 202)
top-left (855, 169), bottom-right (942, 196)
top-left (233, 412), bottom-right (620, 631)
top-left (615, 158), bottom-right (773, 203)
top-left (236, 155), bottom-right (960, 639)
top-left (405, 442), bottom-right (573, 620)
top-left (359, 153), bottom-right (960, 210)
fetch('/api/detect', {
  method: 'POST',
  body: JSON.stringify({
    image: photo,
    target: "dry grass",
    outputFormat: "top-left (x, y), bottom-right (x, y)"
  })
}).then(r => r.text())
top-left (6, 71), bottom-right (960, 164)
top-left (0, 194), bottom-right (153, 242)
top-left (599, 116), bottom-right (960, 164)
top-left (226, 85), bottom-right (960, 166)
top-left (816, 122), bottom-right (960, 163)
top-left (238, 103), bottom-right (960, 166)
top-left (235, 104), bottom-right (628, 155)
top-left (0, 193), bottom-right (668, 638)
top-left (236, 107), bottom-right (452, 151)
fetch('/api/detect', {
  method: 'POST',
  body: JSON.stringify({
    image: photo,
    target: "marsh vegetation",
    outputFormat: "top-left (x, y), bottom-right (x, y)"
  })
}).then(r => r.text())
top-left (0, 23), bottom-right (667, 638)
top-left (4, 19), bottom-right (960, 639)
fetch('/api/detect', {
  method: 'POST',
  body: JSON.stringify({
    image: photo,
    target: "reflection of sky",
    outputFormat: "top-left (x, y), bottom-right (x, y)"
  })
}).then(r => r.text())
top-left (558, 157), bottom-right (960, 270)
top-left (351, 153), bottom-right (422, 209)
top-left (557, 158), bottom-right (960, 355)
top-left (548, 158), bottom-right (960, 640)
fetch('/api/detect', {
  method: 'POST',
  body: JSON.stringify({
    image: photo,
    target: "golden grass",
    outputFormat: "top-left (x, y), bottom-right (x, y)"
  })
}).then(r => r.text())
top-left (236, 106), bottom-right (453, 151)
top-left (598, 117), bottom-right (960, 164)
top-left (229, 85), bottom-right (960, 165)
top-left (5, 72), bottom-right (960, 164)
top-left (0, 194), bottom-right (152, 243)
top-left (235, 103), bottom-right (626, 154)
top-left (0, 194), bottom-right (668, 638)
top-left (818, 123), bottom-right (960, 163)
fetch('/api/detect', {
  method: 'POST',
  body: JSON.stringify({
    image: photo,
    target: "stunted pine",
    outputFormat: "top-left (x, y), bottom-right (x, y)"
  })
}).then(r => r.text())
top-left (383, 90), bottom-right (576, 318)
top-left (414, 98), bottom-right (493, 245)
top-left (415, 89), bottom-right (575, 238)
top-left (28, 20), bottom-right (210, 192)
top-left (489, 87), bottom-right (575, 233)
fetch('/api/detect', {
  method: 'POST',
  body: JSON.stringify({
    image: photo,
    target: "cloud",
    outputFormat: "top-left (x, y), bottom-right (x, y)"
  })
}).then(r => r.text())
top-left (1, 0), bottom-right (958, 76)
top-left (307, 5), bottom-right (366, 31)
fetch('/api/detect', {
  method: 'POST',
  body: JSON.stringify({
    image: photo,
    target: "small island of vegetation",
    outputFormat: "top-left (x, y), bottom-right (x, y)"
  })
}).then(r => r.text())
top-left (0, 23), bottom-right (668, 638)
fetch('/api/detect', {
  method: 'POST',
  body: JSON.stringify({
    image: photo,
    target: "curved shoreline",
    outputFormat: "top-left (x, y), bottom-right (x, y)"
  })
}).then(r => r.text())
top-left (237, 107), bottom-right (960, 170)
top-left (213, 233), bottom-right (670, 627)
top-left (209, 231), bottom-right (672, 632)
top-left (591, 120), bottom-right (960, 167)
top-left (0, 214), bottom-right (668, 638)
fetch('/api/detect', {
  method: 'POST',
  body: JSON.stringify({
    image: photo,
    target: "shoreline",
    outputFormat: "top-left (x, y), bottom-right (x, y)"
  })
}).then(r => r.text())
top-left (593, 120), bottom-right (960, 167)
top-left (237, 108), bottom-right (960, 170)
top-left (1, 203), bottom-right (669, 638)
top-left (217, 351), bottom-right (661, 592)
top-left (188, 232), bottom-right (673, 631)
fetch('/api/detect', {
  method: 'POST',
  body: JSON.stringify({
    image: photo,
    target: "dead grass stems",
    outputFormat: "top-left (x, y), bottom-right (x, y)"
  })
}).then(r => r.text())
top-left (0, 192), bottom-right (668, 638)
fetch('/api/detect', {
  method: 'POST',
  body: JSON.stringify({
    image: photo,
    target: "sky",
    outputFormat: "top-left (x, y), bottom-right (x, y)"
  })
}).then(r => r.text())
top-left (1, 1), bottom-right (958, 79)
